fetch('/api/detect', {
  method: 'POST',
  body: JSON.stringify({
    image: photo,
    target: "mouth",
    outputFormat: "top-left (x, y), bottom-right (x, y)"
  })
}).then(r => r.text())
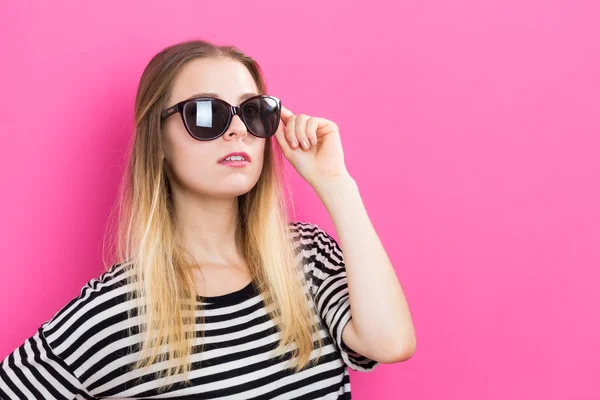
top-left (218, 151), bottom-right (251, 167)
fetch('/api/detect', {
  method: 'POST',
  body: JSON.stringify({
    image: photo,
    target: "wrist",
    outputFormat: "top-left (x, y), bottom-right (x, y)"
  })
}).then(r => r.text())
top-left (313, 173), bottom-right (358, 201)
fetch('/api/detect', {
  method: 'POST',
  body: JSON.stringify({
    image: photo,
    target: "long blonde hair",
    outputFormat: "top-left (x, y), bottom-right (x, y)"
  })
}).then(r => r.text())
top-left (101, 39), bottom-right (324, 391)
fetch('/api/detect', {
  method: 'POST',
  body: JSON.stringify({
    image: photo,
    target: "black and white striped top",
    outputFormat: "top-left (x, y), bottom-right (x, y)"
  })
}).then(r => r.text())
top-left (0, 221), bottom-right (378, 399)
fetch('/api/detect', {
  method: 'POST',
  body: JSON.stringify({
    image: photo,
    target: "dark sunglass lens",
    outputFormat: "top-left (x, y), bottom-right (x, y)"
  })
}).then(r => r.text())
top-left (242, 97), bottom-right (280, 138)
top-left (183, 99), bottom-right (229, 140)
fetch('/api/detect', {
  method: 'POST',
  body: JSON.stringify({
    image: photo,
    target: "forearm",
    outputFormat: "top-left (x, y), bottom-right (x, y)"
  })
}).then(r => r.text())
top-left (314, 174), bottom-right (416, 356)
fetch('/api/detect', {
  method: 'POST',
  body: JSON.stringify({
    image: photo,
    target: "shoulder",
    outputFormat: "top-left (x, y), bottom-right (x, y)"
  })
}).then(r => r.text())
top-left (287, 219), bottom-right (316, 234)
top-left (287, 220), bottom-right (332, 241)
top-left (288, 220), bottom-right (344, 275)
top-left (288, 220), bottom-right (341, 252)
top-left (40, 262), bottom-right (136, 350)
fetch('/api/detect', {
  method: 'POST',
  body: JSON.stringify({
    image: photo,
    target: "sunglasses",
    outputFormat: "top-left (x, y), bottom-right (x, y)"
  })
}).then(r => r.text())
top-left (160, 94), bottom-right (281, 141)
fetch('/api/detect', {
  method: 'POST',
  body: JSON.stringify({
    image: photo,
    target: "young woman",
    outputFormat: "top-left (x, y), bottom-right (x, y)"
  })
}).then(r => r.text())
top-left (0, 39), bottom-right (416, 399)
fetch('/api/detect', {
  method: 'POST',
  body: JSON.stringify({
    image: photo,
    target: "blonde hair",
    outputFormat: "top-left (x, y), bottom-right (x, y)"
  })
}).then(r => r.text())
top-left (101, 39), bottom-right (324, 391)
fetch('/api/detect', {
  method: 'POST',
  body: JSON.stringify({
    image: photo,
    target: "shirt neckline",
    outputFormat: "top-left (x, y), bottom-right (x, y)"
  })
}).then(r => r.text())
top-left (196, 279), bottom-right (258, 305)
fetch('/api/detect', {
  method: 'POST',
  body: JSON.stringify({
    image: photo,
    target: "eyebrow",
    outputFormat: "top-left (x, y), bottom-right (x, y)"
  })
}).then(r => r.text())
top-left (184, 92), bottom-right (259, 102)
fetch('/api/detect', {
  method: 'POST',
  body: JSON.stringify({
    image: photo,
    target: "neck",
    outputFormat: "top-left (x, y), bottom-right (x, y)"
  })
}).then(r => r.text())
top-left (173, 189), bottom-right (242, 266)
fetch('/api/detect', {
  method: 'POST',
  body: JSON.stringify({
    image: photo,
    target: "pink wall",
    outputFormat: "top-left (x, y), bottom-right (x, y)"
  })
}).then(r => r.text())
top-left (1, 1), bottom-right (599, 399)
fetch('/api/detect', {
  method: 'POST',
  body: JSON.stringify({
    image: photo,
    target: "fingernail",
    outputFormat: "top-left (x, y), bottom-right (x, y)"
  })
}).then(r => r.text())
top-left (302, 140), bottom-right (309, 149)
top-left (310, 138), bottom-right (317, 145)
top-left (291, 139), bottom-right (298, 148)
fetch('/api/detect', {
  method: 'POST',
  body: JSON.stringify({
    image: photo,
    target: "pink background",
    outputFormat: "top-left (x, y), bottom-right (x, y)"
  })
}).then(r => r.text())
top-left (1, 1), bottom-right (599, 399)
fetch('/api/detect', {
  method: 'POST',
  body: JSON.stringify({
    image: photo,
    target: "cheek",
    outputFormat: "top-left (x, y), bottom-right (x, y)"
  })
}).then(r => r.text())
top-left (164, 120), bottom-right (208, 157)
top-left (163, 127), bottom-right (214, 181)
top-left (162, 119), bottom-right (188, 160)
top-left (254, 140), bottom-right (266, 165)
top-left (249, 140), bottom-right (268, 179)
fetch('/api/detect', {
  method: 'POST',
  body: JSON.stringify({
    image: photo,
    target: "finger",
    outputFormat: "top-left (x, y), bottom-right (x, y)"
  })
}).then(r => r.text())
top-left (295, 114), bottom-right (311, 150)
top-left (280, 106), bottom-right (294, 125)
top-left (284, 114), bottom-right (299, 149)
top-left (306, 117), bottom-right (318, 146)
top-left (280, 106), bottom-right (299, 148)
top-left (313, 117), bottom-right (339, 136)
top-left (274, 118), bottom-right (292, 156)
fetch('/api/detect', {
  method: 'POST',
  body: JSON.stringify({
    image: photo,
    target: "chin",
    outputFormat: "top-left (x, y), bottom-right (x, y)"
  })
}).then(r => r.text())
top-left (220, 182), bottom-right (259, 197)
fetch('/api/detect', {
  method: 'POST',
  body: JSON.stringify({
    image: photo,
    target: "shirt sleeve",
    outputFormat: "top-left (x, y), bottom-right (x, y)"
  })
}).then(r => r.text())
top-left (300, 221), bottom-right (380, 373)
top-left (0, 326), bottom-right (92, 400)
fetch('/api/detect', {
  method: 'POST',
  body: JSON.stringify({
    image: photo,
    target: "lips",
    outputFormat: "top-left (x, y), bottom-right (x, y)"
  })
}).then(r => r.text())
top-left (218, 151), bottom-right (251, 163)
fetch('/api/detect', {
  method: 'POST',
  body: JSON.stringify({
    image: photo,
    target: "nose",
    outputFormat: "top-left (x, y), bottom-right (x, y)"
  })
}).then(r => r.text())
top-left (224, 114), bottom-right (249, 140)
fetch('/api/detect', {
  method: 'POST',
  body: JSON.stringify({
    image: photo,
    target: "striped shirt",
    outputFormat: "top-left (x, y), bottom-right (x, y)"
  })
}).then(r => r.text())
top-left (0, 221), bottom-right (379, 399)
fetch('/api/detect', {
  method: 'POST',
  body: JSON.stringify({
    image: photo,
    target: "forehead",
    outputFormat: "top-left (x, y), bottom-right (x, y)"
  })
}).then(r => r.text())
top-left (169, 57), bottom-right (259, 106)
